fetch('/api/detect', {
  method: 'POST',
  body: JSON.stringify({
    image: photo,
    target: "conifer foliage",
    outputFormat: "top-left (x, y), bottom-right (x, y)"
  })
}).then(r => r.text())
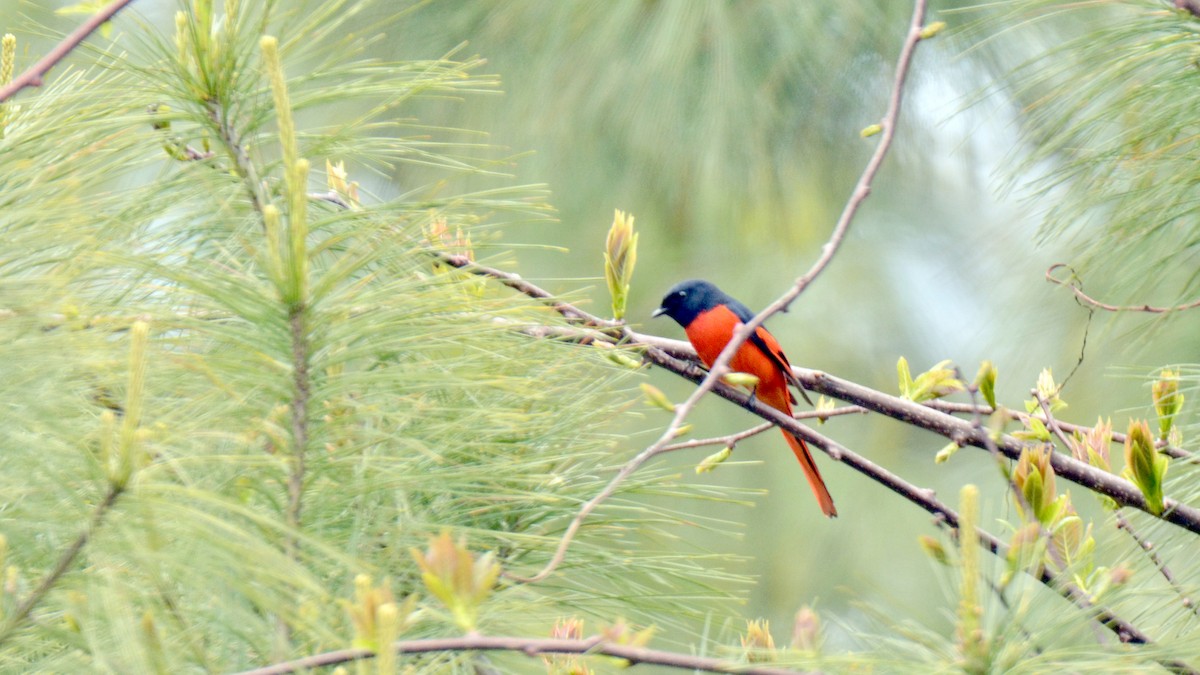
top-left (0, 2), bottom-right (719, 671)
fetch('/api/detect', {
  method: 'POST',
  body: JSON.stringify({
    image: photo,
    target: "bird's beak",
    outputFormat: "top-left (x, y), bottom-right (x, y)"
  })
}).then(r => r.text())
top-left (651, 307), bottom-right (667, 318)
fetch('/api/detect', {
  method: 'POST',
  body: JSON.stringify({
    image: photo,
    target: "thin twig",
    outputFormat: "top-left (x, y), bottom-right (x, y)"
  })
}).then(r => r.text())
top-left (1114, 513), bottom-right (1199, 617)
top-left (208, 100), bottom-right (266, 215)
top-left (661, 407), bottom-right (868, 454)
top-left (440, 254), bottom-right (620, 328)
top-left (232, 635), bottom-right (808, 675)
top-left (924, 400), bottom-right (1195, 463)
top-left (0, 484), bottom-right (123, 645)
top-left (661, 421), bottom-right (775, 453)
top-left (0, 0), bottom-right (139, 103)
top-left (308, 190), bottom-right (350, 209)
top-left (1047, 263), bottom-right (1200, 314)
top-left (181, 144), bottom-right (216, 161)
top-left (1033, 389), bottom-right (1080, 459)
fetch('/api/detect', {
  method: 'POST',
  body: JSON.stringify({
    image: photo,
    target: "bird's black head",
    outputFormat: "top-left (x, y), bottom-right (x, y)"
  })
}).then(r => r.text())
top-left (652, 279), bottom-right (726, 327)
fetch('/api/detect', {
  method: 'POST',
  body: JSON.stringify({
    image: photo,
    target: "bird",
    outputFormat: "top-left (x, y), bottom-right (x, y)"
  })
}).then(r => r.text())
top-left (653, 279), bottom-right (836, 517)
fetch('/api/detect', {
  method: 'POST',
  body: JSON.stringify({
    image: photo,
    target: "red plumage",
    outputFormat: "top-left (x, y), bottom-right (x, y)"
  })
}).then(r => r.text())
top-left (654, 281), bottom-right (836, 517)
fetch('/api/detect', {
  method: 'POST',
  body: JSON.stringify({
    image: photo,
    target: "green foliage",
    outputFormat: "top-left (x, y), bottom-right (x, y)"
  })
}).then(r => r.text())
top-left (604, 209), bottom-right (638, 321)
top-left (411, 533), bottom-right (500, 633)
top-left (1123, 419), bottom-right (1170, 515)
top-left (897, 357), bottom-right (964, 402)
top-left (973, 360), bottom-right (997, 410)
top-left (1153, 368), bottom-right (1184, 441)
top-left (0, 2), bottom-right (739, 670)
top-left (1002, 0), bottom-right (1200, 300)
top-left (956, 485), bottom-right (987, 674)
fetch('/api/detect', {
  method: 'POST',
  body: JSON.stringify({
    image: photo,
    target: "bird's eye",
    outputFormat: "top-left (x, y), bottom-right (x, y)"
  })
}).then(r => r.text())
top-left (677, 291), bottom-right (687, 298)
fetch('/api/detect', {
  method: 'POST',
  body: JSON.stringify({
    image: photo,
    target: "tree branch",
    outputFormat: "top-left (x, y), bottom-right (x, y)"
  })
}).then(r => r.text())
top-left (1115, 512), bottom-right (1199, 618)
top-left (791, 365), bottom-right (1200, 535)
top-left (233, 635), bottom-right (810, 675)
top-left (638, 345), bottom-right (1190, 662)
top-left (446, 254), bottom-right (1200, 545)
top-left (661, 406), bottom-right (867, 454)
top-left (439, 255), bottom-right (620, 328)
top-left (477, 312), bottom-right (1177, 659)
top-left (208, 100), bottom-right (266, 216)
top-left (0, 0), bottom-right (139, 103)
top-left (488, 307), bottom-right (1196, 666)
top-left (0, 483), bottom-right (122, 645)
top-left (1047, 263), bottom-right (1200, 314)
top-left (925, 400), bottom-right (1195, 463)
top-left (1034, 392), bottom-right (1200, 619)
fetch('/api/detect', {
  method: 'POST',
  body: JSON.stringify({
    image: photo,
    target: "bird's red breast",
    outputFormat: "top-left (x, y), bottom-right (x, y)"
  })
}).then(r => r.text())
top-left (685, 305), bottom-right (792, 407)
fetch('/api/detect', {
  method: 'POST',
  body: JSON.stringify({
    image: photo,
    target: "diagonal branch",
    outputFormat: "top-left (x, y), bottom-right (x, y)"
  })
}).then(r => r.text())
top-left (789, 365), bottom-right (1200, 535)
top-left (505, 0), bottom-right (931, 583)
top-left (645, 346), bottom-right (1187, 664)
top-left (0, 0), bottom-right (140, 103)
top-left (0, 483), bottom-right (123, 645)
top-left (661, 406), bottom-right (867, 454)
top-left (676, 0), bottom-right (931, 453)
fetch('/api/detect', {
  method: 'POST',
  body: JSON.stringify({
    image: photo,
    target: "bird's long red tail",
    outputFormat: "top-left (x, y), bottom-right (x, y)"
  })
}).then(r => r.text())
top-left (782, 429), bottom-right (837, 518)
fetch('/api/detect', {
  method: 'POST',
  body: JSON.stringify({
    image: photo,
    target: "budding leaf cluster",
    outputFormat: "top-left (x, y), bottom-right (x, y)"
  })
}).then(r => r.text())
top-left (1152, 368), bottom-right (1185, 442)
top-left (411, 532), bottom-right (500, 633)
top-left (604, 210), bottom-right (638, 321)
top-left (1006, 448), bottom-right (1102, 593)
top-left (897, 357), bottom-right (963, 402)
top-left (695, 446), bottom-right (733, 474)
top-left (1123, 420), bottom-right (1169, 515)
top-left (974, 361), bottom-right (997, 409)
top-left (1024, 368), bottom-right (1066, 415)
top-left (741, 619), bottom-right (776, 663)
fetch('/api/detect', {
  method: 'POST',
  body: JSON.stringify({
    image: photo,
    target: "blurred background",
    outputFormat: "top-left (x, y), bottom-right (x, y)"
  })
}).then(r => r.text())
top-left (8, 0), bottom-right (1198, 652)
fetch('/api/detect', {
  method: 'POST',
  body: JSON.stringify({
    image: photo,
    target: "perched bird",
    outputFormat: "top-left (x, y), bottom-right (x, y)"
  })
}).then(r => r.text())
top-left (653, 279), bottom-right (836, 517)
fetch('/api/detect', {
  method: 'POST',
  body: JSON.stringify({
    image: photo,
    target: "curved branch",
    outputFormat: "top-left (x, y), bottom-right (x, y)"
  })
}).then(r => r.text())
top-left (233, 635), bottom-right (806, 675)
top-left (0, 0), bottom-right (139, 103)
top-left (1046, 264), bottom-right (1200, 314)
top-left (682, 0), bottom-right (931, 449)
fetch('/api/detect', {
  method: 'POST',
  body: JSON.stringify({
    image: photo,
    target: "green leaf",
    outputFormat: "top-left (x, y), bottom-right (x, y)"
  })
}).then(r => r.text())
top-left (696, 446), bottom-right (733, 474)
top-left (974, 360), bottom-right (997, 409)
